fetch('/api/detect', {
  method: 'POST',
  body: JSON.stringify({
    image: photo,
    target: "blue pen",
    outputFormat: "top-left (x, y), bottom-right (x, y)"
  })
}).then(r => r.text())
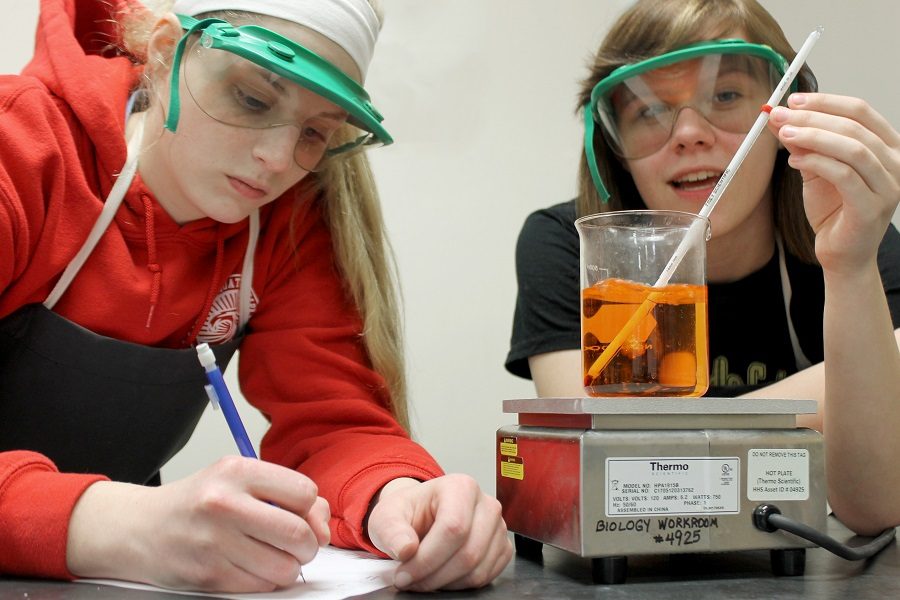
top-left (196, 343), bottom-right (257, 459)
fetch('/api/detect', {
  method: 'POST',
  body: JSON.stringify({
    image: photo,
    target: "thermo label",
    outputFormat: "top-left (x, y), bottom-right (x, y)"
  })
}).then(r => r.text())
top-left (606, 457), bottom-right (740, 517)
top-left (746, 448), bottom-right (809, 501)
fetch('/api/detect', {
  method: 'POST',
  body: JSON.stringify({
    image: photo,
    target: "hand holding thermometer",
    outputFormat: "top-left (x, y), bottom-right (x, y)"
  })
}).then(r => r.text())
top-left (196, 342), bottom-right (257, 458)
top-left (195, 343), bottom-right (308, 583)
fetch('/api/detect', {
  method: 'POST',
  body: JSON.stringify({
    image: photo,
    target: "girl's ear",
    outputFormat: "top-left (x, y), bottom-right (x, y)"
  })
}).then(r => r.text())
top-left (145, 13), bottom-right (183, 78)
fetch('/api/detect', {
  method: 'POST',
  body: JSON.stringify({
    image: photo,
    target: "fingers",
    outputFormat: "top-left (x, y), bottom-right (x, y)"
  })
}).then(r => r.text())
top-left (391, 478), bottom-right (478, 588)
top-left (172, 458), bottom-right (331, 590)
top-left (382, 475), bottom-right (511, 592)
top-left (225, 497), bottom-right (322, 564)
top-left (775, 94), bottom-right (899, 167)
top-left (165, 534), bottom-right (300, 593)
top-left (209, 565), bottom-right (278, 594)
top-left (764, 93), bottom-right (900, 274)
top-left (792, 130), bottom-right (884, 195)
top-left (222, 456), bottom-right (330, 540)
top-left (307, 496), bottom-right (332, 546)
top-left (198, 458), bottom-right (329, 560)
top-left (787, 93), bottom-right (900, 148)
top-left (769, 97), bottom-right (900, 217)
top-left (366, 478), bottom-right (421, 561)
top-left (410, 502), bottom-right (512, 592)
top-left (443, 520), bottom-right (513, 590)
top-left (771, 103), bottom-right (888, 167)
top-left (368, 512), bottom-right (420, 563)
top-left (771, 111), bottom-right (896, 197)
top-left (221, 456), bottom-right (320, 516)
top-left (170, 560), bottom-right (278, 595)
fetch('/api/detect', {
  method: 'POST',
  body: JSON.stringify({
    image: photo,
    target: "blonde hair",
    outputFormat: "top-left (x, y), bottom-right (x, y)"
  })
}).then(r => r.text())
top-left (577, 0), bottom-right (818, 264)
top-left (118, 0), bottom-right (409, 429)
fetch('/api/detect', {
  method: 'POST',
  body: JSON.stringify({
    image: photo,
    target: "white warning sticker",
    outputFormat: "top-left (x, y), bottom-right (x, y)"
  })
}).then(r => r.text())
top-left (606, 457), bottom-right (740, 517)
top-left (747, 449), bottom-right (809, 501)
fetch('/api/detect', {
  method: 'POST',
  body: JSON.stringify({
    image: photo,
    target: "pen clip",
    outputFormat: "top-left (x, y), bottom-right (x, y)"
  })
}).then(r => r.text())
top-left (204, 383), bottom-right (221, 411)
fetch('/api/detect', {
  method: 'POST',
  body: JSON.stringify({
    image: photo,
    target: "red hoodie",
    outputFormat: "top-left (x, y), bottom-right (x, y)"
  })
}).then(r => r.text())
top-left (0, 0), bottom-right (442, 578)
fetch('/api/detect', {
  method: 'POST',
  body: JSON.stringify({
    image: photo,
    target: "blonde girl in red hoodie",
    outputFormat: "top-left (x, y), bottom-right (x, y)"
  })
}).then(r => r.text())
top-left (0, 0), bottom-right (510, 592)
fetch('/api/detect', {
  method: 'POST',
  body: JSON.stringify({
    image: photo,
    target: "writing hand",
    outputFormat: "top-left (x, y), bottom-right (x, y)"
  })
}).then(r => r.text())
top-left (67, 456), bottom-right (330, 592)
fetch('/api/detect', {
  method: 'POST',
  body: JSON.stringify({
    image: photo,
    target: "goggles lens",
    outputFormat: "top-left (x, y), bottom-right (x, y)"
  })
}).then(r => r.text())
top-left (183, 37), bottom-right (380, 171)
top-left (595, 52), bottom-right (782, 159)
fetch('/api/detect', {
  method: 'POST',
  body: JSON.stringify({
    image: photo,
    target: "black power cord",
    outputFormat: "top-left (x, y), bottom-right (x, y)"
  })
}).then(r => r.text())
top-left (753, 504), bottom-right (896, 560)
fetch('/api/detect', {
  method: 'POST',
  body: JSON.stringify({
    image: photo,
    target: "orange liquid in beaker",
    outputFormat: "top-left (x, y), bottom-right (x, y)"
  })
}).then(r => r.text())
top-left (581, 278), bottom-right (709, 397)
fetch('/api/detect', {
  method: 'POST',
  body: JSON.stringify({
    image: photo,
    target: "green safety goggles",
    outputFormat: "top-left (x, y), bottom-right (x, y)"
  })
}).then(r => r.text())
top-left (165, 15), bottom-right (392, 171)
top-left (583, 40), bottom-right (793, 202)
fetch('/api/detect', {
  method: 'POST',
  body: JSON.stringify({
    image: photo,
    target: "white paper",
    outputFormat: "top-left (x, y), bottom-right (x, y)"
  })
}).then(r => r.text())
top-left (78, 546), bottom-right (398, 600)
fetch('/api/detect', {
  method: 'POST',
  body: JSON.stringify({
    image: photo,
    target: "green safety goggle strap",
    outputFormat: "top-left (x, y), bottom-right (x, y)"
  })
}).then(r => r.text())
top-left (165, 16), bottom-right (222, 133)
top-left (583, 106), bottom-right (611, 203)
top-left (583, 39), bottom-right (793, 204)
top-left (165, 15), bottom-right (393, 149)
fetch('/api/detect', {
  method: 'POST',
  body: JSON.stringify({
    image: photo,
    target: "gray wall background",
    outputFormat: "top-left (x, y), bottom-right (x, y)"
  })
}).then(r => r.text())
top-left (3, 1), bottom-right (898, 494)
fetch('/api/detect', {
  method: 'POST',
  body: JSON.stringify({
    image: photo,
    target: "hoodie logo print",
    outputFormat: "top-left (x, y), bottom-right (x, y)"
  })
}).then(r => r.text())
top-left (197, 274), bottom-right (258, 344)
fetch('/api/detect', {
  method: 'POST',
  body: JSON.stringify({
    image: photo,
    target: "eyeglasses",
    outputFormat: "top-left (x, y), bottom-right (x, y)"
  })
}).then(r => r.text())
top-left (166, 15), bottom-right (393, 171)
top-left (590, 41), bottom-right (788, 160)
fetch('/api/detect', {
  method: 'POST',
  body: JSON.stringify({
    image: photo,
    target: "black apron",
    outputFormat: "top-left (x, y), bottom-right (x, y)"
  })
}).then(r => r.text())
top-left (0, 305), bottom-right (239, 485)
top-left (0, 113), bottom-right (258, 485)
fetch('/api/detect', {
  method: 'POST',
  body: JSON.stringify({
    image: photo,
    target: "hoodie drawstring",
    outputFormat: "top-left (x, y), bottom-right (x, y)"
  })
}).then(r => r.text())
top-left (141, 194), bottom-right (162, 328)
top-left (185, 227), bottom-right (226, 346)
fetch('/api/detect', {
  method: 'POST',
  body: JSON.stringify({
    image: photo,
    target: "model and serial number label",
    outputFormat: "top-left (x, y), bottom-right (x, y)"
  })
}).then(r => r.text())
top-left (606, 457), bottom-right (740, 517)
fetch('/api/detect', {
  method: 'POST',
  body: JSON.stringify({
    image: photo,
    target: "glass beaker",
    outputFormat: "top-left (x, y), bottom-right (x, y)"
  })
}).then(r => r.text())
top-left (575, 210), bottom-right (710, 397)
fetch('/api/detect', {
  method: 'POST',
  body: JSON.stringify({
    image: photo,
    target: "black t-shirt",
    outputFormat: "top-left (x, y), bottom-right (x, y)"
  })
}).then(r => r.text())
top-left (506, 199), bottom-right (900, 397)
